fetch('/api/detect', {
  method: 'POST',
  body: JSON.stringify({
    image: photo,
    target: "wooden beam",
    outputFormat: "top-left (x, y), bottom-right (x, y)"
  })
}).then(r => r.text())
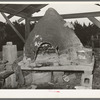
top-left (18, 18), bottom-right (25, 23)
top-left (1, 12), bottom-right (25, 43)
top-left (7, 5), bottom-right (30, 19)
top-left (0, 9), bottom-right (27, 19)
top-left (21, 64), bottom-right (93, 72)
top-left (27, 4), bottom-right (48, 16)
top-left (7, 14), bottom-right (14, 19)
top-left (18, 4), bottom-right (48, 23)
top-left (0, 4), bottom-right (7, 9)
top-left (25, 18), bottom-right (30, 40)
top-left (88, 17), bottom-right (100, 28)
top-left (61, 11), bottom-right (100, 19)
top-left (28, 11), bottom-right (100, 21)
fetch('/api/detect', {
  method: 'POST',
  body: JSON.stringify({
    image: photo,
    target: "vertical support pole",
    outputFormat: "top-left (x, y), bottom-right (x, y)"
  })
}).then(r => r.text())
top-left (25, 18), bottom-right (30, 40)
top-left (91, 35), bottom-right (94, 50)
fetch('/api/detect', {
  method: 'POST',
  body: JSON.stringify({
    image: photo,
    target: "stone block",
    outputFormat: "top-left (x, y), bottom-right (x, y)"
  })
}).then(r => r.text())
top-left (81, 74), bottom-right (93, 87)
top-left (53, 72), bottom-right (64, 83)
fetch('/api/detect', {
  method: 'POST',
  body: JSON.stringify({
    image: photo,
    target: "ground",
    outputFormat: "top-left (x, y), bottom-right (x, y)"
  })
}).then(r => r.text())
top-left (93, 66), bottom-right (100, 89)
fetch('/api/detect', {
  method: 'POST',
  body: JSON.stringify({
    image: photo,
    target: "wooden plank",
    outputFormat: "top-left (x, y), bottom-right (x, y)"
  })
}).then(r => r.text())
top-left (88, 17), bottom-right (100, 28)
top-left (27, 4), bottom-right (48, 17)
top-left (18, 4), bottom-right (48, 22)
top-left (1, 12), bottom-right (25, 43)
top-left (7, 14), bottom-right (14, 19)
top-left (28, 11), bottom-right (100, 21)
top-left (25, 18), bottom-right (30, 40)
top-left (0, 4), bottom-right (7, 9)
top-left (7, 5), bottom-right (30, 19)
top-left (0, 8), bottom-right (27, 19)
top-left (21, 64), bottom-right (94, 72)
top-left (18, 18), bottom-right (25, 23)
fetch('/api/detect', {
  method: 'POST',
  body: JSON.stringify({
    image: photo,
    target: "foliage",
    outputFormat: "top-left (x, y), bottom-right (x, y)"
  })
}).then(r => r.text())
top-left (74, 21), bottom-right (100, 47)
top-left (0, 21), bottom-right (36, 51)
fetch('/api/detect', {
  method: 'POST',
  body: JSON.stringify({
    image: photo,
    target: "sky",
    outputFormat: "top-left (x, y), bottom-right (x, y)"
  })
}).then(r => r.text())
top-left (1, 2), bottom-right (100, 25)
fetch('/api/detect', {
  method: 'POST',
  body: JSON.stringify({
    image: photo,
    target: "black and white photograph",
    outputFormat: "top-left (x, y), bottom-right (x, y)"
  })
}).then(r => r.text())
top-left (0, 1), bottom-right (100, 95)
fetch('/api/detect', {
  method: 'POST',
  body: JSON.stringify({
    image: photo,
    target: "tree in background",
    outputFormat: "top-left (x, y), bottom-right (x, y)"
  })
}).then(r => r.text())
top-left (0, 22), bottom-right (7, 49)
top-left (2, 21), bottom-right (25, 51)
top-left (74, 21), bottom-right (100, 47)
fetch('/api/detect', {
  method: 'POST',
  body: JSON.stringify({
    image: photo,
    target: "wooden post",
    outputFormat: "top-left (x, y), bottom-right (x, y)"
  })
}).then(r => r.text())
top-left (25, 18), bottom-right (30, 40)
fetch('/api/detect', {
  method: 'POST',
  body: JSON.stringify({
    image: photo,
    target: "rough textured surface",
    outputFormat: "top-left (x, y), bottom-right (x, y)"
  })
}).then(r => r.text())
top-left (25, 8), bottom-right (83, 60)
top-left (12, 56), bottom-right (25, 86)
top-left (11, 8), bottom-right (84, 88)
top-left (53, 72), bottom-right (64, 83)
